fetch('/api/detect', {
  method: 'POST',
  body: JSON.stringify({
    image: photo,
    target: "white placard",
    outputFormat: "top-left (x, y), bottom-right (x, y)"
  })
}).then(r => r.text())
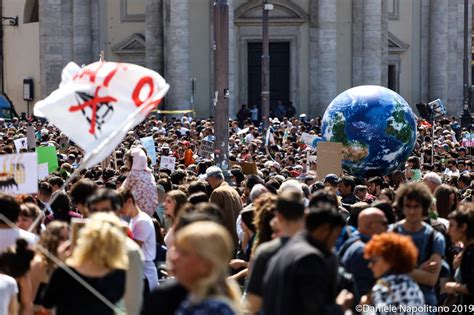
top-left (160, 156), bottom-right (176, 173)
top-left (0, 153), bottom-right (38, 194)
top-left (140, 136), bottom-right (157, 165)
top-left (199, 139), bottom-right (214, 158)
top-left (14, 137), bottom-right (28, 153)
top-left (37, 163), bottom-right (49, 180)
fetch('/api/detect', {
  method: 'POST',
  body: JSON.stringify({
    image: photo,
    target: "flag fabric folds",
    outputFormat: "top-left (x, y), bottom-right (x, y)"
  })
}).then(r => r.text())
top-left (34, 61), bottom-right (169, 168)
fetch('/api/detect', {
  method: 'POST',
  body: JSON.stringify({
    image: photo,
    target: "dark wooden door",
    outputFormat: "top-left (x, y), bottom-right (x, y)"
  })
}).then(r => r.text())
top-left (247, 42), bottom-right (290, 118)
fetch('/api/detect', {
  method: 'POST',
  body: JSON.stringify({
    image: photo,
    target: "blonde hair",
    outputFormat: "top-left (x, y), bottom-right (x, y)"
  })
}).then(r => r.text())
top-left (67, 213), bottom-right (128, 270)
top-left (175, 221), bottom-right (241, 305)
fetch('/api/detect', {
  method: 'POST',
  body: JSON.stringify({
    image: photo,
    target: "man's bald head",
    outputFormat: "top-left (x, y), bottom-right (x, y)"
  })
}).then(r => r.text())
top-left (358, 207), bottom-right (387, 236)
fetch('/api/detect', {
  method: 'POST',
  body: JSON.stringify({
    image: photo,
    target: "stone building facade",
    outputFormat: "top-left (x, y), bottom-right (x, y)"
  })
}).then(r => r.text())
top-left (2, 0), bottom-right (472, 118)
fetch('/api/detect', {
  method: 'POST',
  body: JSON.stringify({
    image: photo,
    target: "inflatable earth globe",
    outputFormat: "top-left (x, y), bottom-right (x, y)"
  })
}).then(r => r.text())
top-left (321, 85), bottom-right (417, 178)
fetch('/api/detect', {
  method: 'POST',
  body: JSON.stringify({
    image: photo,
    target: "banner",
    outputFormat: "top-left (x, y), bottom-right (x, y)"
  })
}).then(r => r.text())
top-left (199, 139), bottom-right (214, 158)
top-left (300, 132), bottom-right (321, 148)
top-left (160, 156), bottom-right (176, 173)
top-left (462, 133), bottom-right (474, 147)
top-left (34, 61), bottom-right (169, 168)
top-left (140, 136), bottom-right (157, 165)
top-left (14, 137), bottom-right (28, 153)
top-left (0, 153), bottom-right (38, 194)
top-left (37, 146), bottom-right (58, 173)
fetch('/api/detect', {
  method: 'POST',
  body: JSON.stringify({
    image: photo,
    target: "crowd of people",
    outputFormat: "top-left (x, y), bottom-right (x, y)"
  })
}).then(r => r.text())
top-left (0, 110), bottom-right (472, 315)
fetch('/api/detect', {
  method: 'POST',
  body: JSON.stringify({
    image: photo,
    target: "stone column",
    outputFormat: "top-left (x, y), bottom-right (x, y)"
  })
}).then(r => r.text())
top-left (429, 0), bottom-right (448, 104)
top-left (146, 0), bottom-right (164, 73)
top-left (318, 0), bottom-right (337, 112)
top-left (61, 0), bottom-right (73, 66)
top-left (351, 0), bottom-right (363, 86)
top-left (419, 0), bottom-right (430, 102)
top-left (361, 0), bottom-right (384, 85)
top-left (228, 0), bottom-right (237, 118)
top-left (73, 0), bottom-right (92, 65)
top-left (164, 0), bottom-right (191, 110)
top-left (39, 0), bottom-right (63, 96)
top-left (309, 0), bottom-right (319, 115)
top-left (91, 0), bottom-right (100, 59)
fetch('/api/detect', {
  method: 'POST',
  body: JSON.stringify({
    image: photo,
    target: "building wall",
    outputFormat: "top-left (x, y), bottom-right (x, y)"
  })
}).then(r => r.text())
top-left (3, 0), bottom-right (40, 115)
top-left (336, 0), bottom-right (353, 95)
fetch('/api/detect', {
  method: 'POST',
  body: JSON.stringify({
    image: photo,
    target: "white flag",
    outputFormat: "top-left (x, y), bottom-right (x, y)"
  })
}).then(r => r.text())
top-left (34, 61), bottom-right (169, 168)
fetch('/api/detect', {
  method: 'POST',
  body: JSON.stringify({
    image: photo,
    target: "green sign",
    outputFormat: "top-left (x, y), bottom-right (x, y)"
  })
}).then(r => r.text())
top-left (37, 146), bottom-right (58, 173)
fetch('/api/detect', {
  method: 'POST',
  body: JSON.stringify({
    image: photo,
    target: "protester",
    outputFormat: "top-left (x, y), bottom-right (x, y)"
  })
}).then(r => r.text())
top-left (172, 221), bottom-right (241, 314)
top-left (391, 182), bottom-right (446, 306)
top-left (41, 212), bottom-right (128, 315)
top-left (262, 205), bottom-right (353, 315)
top-left (361, 232), bottom-right (425, 310)
top-left (444, 205), bottom-right (474, 310)
top-left (30, 221), bottom-right (69, 313)
top-left (122, 147), bottom-right (159, 217)
top-left (339, 208), bottom-right (388, 303)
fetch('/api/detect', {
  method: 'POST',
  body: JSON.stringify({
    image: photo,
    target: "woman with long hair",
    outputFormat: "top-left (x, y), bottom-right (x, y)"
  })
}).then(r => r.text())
top-left (30, 221), bottom-right (69, 314)
top-left (44, 192), bottom-right (81, 225)
top-left (171, 221), bottom-right (241, 314)
top-left (444, 205), bottom-right (474, 311)
top-left (163, 190), bottom-right (188, 244)
top-left (435, 184), bottom-right (459, 220)
top-left (0, 239), bottom-right (35, 315)
top-left (41, 213), bottom-right (128, 315)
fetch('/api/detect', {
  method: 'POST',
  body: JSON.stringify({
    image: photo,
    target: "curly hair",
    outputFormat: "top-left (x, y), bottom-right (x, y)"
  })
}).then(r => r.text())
top-left (37, 221), bottom-right (69, 275)
top-left (364, 232), bottom-right (418, 274)
top-left (395, 182), bottom-right (432, 217)
top-left (253, 193), bottom-right (277, 249)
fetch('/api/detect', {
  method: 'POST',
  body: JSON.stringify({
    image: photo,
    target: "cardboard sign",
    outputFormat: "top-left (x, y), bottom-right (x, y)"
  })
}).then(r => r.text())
top-left (160, 156), bottom-right (176, 172)
top-left (0, 153), bottom-right (38, 194)
top-left (230, 161), bottom-right (258, 175)
top-left (14, 137), bottom-right (28, 153)
top-left (316, 142), bottom-right (343, 180)
top-left (140, 136), bottom-right (157, 165)
top-left (199, 139), bottom-right (214, 158)
top-left (27, 126), bottom-right (36, 150)
top-left (37, 163), bottom-right (49, 179)
top-left (37, 146), bottom-right (59, 173)
top-left (58, 136), bottom-right (69, 154)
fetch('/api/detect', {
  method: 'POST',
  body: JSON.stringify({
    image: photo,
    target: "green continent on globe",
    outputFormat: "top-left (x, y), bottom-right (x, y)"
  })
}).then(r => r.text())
top-left (385, 100), bottom-right (413, 143)
top-left (330, 112), bottom-right (369, 162)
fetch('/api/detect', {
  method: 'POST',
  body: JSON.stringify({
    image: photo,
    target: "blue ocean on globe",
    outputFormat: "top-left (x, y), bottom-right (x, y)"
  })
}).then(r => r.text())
top-left (321, 85), bottom-right (417, 178)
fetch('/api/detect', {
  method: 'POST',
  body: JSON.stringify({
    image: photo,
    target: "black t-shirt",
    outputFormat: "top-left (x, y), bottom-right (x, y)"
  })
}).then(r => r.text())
top-left (41, 266), bottom-right (126, 315)
top-left (141, 279), bottom-right (188, 315)
top-left (246, 237), bottom-right (289, 296)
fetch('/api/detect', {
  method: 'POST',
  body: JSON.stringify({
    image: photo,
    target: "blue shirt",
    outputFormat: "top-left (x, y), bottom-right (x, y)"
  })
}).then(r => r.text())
top-left (340, 231), bottom-right (374, 302)
top-left (391, 222), bottom-right (446, 306)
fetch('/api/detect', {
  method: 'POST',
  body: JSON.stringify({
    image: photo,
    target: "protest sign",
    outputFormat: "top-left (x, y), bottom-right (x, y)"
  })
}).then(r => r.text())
top-left (230, 161), bottom-right (258, 175)
top-left (14, 137), bottom-right (28, 153)
top-left (199, 139), bottom-right (214, 158)
top-left (140, 136), bottom-right (157, 165)
top-left (428, 98), bottom-right (447, 119)
top-left (37, 163), bottom-right (49, 179)
top-left (0, 153), bottom-right (38, 194)
top-left (27, 126), bottom-right (36, 150)
top-left (316, 142), bottom-right (343, 180)
top-left (58, 136), bottom-right (69, 154)
top-left (462, 133), bottom-right (474, 147)
top-left (160, 156), bottom-right (176, 172)
top-left (300, 132), bottom-right (321, 148)
top-left (37, 146), bottom-right (59, 173)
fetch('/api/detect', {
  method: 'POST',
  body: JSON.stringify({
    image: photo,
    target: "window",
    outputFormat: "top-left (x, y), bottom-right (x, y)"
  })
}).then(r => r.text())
top-left (388, 64), bottom-right (398, 92)
top-left (23, 0), bottom-right (39, 24)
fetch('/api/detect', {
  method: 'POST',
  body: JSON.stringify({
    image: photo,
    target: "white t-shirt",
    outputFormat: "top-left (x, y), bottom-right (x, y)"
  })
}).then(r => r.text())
top-left (129, 212), bottom-right (156, 262)
top-left (0, 228), bottom-right (38, 252)
top-left (0, 274), bottom-right (18, 315)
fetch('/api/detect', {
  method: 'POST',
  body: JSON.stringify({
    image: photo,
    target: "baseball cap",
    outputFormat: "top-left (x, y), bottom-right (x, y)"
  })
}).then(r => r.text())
top-left (324, 173), bottom-right (339, 185)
